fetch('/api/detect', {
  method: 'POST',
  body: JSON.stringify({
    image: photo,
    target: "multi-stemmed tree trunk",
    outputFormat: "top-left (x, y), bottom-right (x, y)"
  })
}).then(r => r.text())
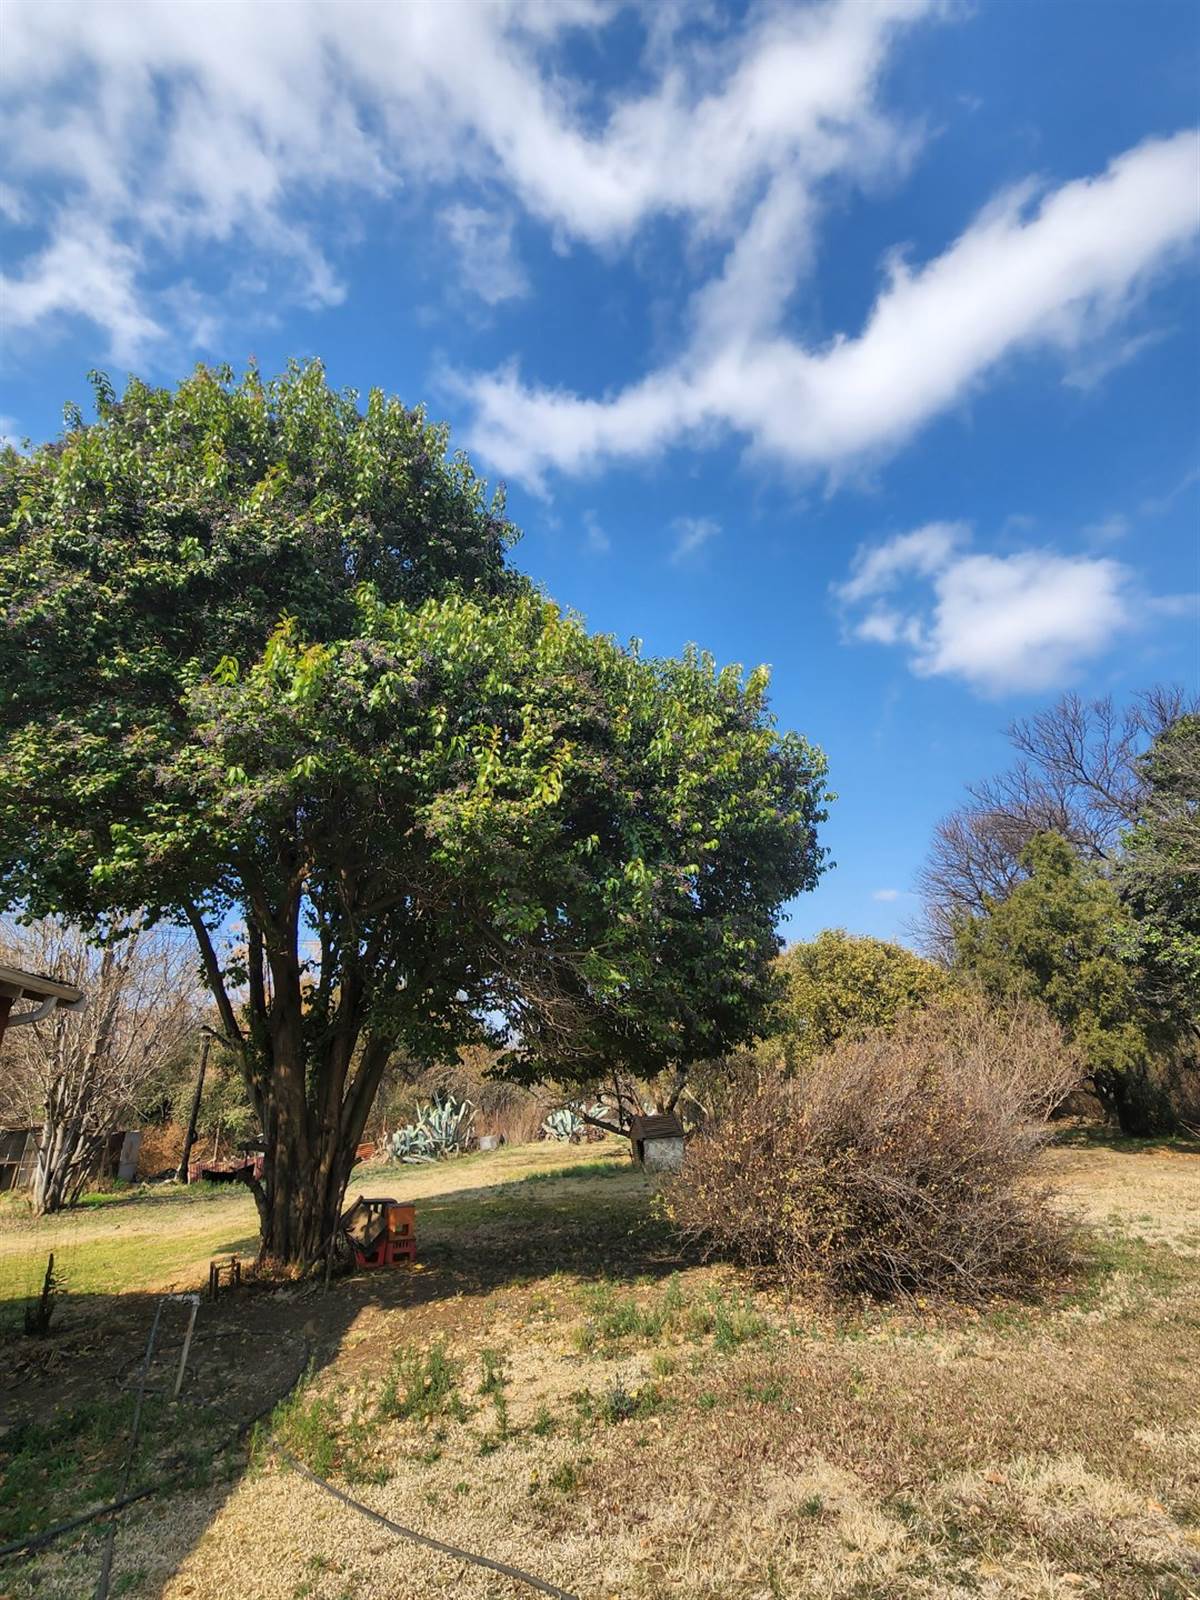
top-left (183, 892), bottom-right (444, 1268)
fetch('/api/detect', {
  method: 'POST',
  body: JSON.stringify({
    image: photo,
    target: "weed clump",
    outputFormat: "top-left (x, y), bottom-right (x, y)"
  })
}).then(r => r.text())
top-left (378, 1340), bottom-right (467, 1424)
top-left (665, 996), bottom-right (1080, 1303)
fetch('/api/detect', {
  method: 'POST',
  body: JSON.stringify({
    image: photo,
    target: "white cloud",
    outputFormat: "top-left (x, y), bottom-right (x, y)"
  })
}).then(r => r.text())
top-left (872, 888), bottom-right (901, 901)
top-left (670, 515), bottom-right (720, 564)
top-left (461, 133), bottom-right (1200, 485)
top-left (1, 215), bottom-right (163, 366)
top-left (0, 0), bottom-right (937, 359)
top-left (914, 550), bottom-right (1132, 693)
top-left (440, 204), bottom-right (529, 306)
top-left (582, 509), bottom-right (611, 555)
top-left (834, 520), bottom-right (967, 604)
top-left (835, 524), bottom-right (1156, 695)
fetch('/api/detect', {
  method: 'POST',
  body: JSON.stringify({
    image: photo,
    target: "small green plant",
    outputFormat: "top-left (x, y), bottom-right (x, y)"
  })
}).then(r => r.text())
top-left (573, 1379), bottom-right (665, 1427)
top-left (531, 1404), bottom-right (556, 1437)
top-left (270, 1389), bottom-right (343, 1478)
top-left (378, 1340), bottom-right (467, 1424)
top-left (712, 1294), bottom-right (771, 1352)
top-left (573, 1274), bottom-right (697, 1355)
top-left (547, 1458), bottom-right (586, 1494)
top-left (478, 1347), bottom-right (510, 1441)
top-left (743, 1378), bottom-right (786, 1405)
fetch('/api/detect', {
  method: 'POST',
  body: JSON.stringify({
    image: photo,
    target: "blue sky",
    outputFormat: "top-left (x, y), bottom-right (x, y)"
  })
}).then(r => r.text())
top-left (2, 0), bottom-right (1198, 947)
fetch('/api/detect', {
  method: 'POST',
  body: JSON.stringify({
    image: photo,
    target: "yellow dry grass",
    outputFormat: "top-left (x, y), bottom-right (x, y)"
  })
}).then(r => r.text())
top-left (8, 1138), bottom-right (1200, 1600)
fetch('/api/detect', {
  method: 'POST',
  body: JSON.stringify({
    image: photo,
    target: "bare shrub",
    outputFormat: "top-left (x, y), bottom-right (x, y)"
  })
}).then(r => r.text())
top-left (663, 994), bottom-right (1082, 1302)
top-left (0, 918), bottom-right (200, 1212)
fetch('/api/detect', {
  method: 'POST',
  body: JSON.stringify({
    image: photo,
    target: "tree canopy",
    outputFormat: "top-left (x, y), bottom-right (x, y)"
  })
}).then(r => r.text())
top-left (918, 688), bottom-right (1193, 953)
top-left (759, 929), bottom-right (947, 1069)
top-left (952, 832), bottom-right (1157, 1130)
top-left (1117, 713), bottom-right (1200, 1032)
top-left (0, 362), bottom-right (830, 1262)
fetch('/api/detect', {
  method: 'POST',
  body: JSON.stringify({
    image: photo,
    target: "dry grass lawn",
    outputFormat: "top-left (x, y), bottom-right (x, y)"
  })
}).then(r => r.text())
top-left (4, 1134), bottom-right (1199, 1600)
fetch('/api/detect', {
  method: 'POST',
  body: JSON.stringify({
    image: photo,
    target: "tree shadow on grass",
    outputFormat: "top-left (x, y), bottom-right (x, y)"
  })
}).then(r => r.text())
top-left (0, 1158), bottom-right (689, 1597)
top-left (1051, 1124), bottom-right (1200, 1156)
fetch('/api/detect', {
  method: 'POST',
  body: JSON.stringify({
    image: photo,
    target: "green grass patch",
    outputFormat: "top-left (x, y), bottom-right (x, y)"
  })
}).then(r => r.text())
top-left (378, 1340), bottom-right (468, 1425)
top-left (0, 1394), bottom-right (146, 1542)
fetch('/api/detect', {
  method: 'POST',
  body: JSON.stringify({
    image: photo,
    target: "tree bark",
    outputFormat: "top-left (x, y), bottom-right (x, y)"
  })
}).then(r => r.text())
top-left (176, 1033), bottom-right (212, 1184)
top-left (32, 1113), bottom-right (99, 1214)
top-left (253, 1039), bottom-right (390, 1269)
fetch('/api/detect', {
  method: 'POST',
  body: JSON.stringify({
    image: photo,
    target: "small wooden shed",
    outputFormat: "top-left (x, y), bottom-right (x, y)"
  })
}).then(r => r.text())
top-left (628, 1112), bottom-right (685, 1173)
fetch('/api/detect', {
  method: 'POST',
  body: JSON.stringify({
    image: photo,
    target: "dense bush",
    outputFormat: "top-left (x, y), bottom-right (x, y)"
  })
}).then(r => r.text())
top-left (759, 929), bottom-right (949, 1069)
top-left (664, 996), bottom-right (1081, 1302)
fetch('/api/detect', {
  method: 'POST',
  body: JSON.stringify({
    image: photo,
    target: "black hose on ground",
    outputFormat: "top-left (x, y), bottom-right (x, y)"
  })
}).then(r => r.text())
top-left (273, 1444), bottom-right (582, 1600)
top-left (0, 1349), bottom-right (311, 1563)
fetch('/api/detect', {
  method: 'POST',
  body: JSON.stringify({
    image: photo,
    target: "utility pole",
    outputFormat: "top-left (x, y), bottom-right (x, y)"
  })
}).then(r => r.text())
top-left (176, 1032), bottom-right (212, 1184)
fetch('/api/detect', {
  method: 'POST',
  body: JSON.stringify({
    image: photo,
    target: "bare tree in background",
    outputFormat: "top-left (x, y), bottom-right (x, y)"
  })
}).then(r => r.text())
top-left (0, 920), bottom-right (199, 1213)
top-left (918, 687), bottom-right (1197, 955)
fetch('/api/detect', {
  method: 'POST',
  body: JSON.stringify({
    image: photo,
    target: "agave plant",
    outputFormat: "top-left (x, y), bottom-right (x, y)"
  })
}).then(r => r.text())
top-left (541, 1106), bottom-right (585, 1143)
top-left (386, 1094), bottom-right (475, 1163)
top-left (385, 1123), bottom-right (435, 1163)
top-left (420, 1096), bottom-right (475, 1157)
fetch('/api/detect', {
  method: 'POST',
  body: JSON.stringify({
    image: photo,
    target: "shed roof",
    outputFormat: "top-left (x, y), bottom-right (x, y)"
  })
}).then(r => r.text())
top-left (0, 963), bottom-right (85, 1005)
top-left (628, 1113), bottom-right (685, 1143)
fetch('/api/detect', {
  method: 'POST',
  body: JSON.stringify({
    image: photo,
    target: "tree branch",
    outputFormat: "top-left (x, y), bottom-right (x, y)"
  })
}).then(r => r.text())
top-left (181, 901), bottom-right (244, 1050)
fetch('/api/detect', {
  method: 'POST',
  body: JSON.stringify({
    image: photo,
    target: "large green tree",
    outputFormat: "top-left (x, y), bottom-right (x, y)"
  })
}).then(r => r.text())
top-left (1117, 714), bottom-right (1200, 1034)
top-left (0, 363), bottom-right (829, 1264)
top-left (759, 929), bottom-right (947, 1069)
top-left (953, 832), bottom-right (1156, 1131)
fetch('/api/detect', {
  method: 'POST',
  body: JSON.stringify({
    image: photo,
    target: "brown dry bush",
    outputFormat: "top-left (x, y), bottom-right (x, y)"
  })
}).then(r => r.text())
top-left (664, 994), bottom-right (1083, 1302)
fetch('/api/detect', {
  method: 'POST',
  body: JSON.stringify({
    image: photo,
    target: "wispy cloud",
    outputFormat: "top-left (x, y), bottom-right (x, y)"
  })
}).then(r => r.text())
top-left (832, 522), bottom-right (1187, 696)
top-left (872, 888), bottom-right (902, 902)
top-left (1139, 464), bottom-right (1200, 517)
top-left (582, 509), bottom-right (611, 556)
top-left (462, 134), bottom-right (1200, 486)
top-left (0, 0), bottom-right (938, 360)
top-left (1082, 513), bottom-right (1132, 544)
top-left (440, 204), bottom-right (529, 306)
top-left (670, 515), bottom-right (720, 564)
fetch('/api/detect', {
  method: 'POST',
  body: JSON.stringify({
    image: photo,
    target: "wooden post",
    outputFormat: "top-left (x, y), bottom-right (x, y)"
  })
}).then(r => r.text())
top-left (177, 1033), bottom-right (212, 1184)
top-left (172, 1295), bottom-right (200, 1400)
top-left (0, 994), bottom-right (12, 1055)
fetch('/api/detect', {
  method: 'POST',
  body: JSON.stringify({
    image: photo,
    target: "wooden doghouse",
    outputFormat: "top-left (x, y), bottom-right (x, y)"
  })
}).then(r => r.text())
top-left (628, 1112), bottom-right (685, 1173)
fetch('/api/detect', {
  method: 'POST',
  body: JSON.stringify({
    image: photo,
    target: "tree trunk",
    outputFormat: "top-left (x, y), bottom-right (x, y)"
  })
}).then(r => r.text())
top-left (1093, 1064), bottom-right (1174, 1137)
top-left (32, 1115), bottom-right (99, 1214)
top-left (176, 1033), bottom-right (211, 1183)
top-left (253, 1097), bottom-right (368, 1269)
top-left (184, 897), bottom-right (395, 1272)
top-left (248, 1033), bottom-right (393, 1272)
